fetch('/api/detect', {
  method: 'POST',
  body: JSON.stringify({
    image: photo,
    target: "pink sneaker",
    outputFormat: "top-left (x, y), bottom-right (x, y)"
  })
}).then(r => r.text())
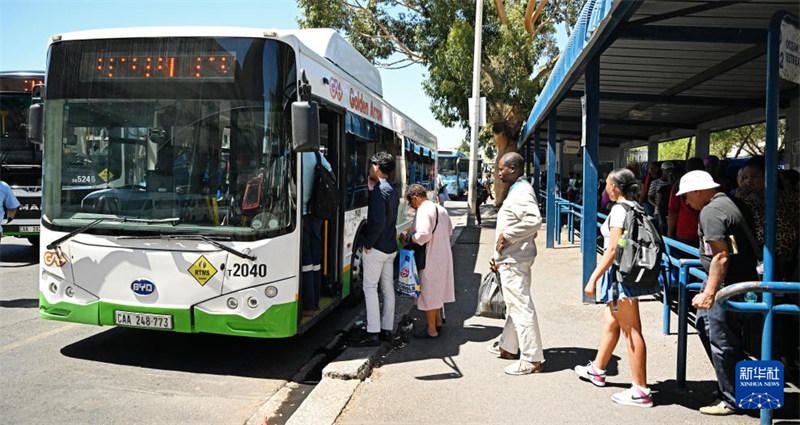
top-left (574, 361), bottom-right (606, 387)
top-left (611, 385), bottom-right (654, 408)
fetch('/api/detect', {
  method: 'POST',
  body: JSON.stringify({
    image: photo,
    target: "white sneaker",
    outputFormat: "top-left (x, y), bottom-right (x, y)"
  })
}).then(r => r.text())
top-left (574, 361), bottom-right (606, 387)
top-left (504, 360), bottom-right (543, 375)
top-left (611, 385), bottom-right (653, 408)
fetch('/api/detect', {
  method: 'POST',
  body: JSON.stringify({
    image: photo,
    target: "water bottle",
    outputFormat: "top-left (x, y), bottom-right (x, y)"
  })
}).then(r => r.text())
top-left (744, 291), bottom-right (758, 303)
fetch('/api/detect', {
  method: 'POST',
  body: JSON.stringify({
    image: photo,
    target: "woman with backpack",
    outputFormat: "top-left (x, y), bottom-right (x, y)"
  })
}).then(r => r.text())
top-left (574, 168), bottom-right (659, 408)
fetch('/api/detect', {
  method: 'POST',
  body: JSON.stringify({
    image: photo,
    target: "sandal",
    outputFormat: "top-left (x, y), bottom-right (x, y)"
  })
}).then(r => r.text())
top-left (413, 330), bottom-right (439, 339)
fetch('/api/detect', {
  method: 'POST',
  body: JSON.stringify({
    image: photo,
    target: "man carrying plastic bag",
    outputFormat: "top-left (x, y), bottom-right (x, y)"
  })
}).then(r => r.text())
top-left (487, 152), bottom-right (545, 376)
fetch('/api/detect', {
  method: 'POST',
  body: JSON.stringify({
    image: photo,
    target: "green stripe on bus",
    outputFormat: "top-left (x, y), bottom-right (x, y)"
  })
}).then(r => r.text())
top-left (194, 301), bottom-right (298, 338)
top-left (341, 267), bottom-right (352, 299)
top-left (39, 293), bottom-right (99, 325)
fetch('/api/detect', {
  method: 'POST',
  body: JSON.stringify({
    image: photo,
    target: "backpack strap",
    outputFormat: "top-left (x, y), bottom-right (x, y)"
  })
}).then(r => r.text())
top-left (432, 204), bottom-right (440, 235)
top-left (313, 151), bottom-right (322, 171)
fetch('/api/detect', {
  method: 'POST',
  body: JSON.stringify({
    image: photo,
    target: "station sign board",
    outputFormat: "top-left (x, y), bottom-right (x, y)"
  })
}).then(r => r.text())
top-left (780, 20), bottom-right (800, 84)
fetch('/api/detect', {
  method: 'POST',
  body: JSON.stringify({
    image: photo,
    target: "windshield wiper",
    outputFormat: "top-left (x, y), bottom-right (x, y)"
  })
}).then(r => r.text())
top-left (118, 234), bottom-right (256, 261)
top-left (46, 217), bottom-right (180, 250)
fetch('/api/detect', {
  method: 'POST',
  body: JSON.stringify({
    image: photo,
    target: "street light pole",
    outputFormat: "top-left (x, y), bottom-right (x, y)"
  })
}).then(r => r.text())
top-left (467, 0), bottom-right (483, 226)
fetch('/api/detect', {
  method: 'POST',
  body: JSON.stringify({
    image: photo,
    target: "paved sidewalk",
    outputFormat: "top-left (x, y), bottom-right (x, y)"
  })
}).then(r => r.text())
top-left (334, 213), bottom-right (798, 424)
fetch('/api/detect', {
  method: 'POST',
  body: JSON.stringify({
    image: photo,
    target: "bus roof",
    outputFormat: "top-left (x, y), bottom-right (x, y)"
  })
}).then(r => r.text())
top-left (0, 71), bottom-right (45, 79)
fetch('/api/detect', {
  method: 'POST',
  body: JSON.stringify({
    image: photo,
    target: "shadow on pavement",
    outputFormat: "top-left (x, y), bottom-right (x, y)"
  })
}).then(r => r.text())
top-left (541, 346), bottom-right (620, 376)
top-left (0, 241), bottom-right (38, 266)
top-left (60, 304), bottom-right (359, 379)
top-left (0, 298), bottom-right (39, 308)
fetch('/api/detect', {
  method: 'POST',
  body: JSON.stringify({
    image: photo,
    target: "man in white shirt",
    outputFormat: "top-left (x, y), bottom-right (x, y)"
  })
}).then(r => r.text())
top-left (488, 152), bottom-right (545, 375)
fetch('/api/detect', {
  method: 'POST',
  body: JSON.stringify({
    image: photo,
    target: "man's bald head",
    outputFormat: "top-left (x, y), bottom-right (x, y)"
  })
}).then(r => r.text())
top-left (501, 152), bottom-right (524, 172)
top-left (498, 152), bottom-right (525, 184)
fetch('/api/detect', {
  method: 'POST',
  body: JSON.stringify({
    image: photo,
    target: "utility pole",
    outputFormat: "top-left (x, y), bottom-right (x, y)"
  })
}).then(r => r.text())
top-left (467, 0), bottom-right (483, 226)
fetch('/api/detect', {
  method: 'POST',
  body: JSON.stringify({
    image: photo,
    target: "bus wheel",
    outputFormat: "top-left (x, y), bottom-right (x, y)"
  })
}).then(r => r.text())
top-left (342, 242), bottom-right (364, 308)
top-left (27, 237), bottom-right (39, 248)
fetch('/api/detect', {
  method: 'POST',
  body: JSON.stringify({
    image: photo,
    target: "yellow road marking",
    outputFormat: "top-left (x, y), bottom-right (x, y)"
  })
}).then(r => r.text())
top-left (0, 323), bottom-right (80, 354)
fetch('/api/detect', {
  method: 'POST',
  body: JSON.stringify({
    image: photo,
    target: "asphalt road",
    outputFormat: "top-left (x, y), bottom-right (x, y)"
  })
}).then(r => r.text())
top-left (0, 237), bottom-right (359, 425)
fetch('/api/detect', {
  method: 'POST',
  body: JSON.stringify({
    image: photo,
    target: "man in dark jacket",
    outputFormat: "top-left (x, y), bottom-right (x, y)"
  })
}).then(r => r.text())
top-left (353, 152), bottom-right (399, 346)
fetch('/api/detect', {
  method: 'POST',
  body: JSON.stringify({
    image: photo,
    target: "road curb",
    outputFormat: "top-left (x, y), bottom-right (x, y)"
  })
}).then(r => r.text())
top-left (274, 221), bottom-right (467, 425)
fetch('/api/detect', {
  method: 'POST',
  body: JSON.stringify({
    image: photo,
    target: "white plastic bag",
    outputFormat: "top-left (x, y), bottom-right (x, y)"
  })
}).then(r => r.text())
top-left (397, 249), bottom-right (420, 297)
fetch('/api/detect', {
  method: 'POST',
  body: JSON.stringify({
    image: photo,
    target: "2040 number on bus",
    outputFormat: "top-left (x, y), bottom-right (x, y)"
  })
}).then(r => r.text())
top-left (228, 263), bottom-right (267, 278)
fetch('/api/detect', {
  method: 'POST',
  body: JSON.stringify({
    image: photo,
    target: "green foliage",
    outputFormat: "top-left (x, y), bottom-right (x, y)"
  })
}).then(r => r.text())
top-left (297, 0), bottom-right (581, 142)
top-left (658, 137), bottom-right (693, 161)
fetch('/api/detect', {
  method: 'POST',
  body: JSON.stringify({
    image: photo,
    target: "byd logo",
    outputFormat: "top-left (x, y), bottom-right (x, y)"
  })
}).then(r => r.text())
top-left (131, 279), bottom-right (156, 296)
top-left (329, 77), bottom-right (343, 101)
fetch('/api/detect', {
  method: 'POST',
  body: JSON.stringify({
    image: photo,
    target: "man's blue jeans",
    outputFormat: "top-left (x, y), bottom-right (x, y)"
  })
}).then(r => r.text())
top-left (696, 298), bottom-right (744, 409)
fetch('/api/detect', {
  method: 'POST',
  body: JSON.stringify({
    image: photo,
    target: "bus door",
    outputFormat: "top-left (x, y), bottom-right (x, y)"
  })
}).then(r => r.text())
top-left (318, 108), bottom-right (344, 298)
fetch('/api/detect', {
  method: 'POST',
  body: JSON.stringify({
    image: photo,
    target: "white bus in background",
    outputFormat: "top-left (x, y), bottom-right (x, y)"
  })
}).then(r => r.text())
top-left (32, 27), bottom-right (436, 337)
top-left (0, 71), bottom-right (45, 246)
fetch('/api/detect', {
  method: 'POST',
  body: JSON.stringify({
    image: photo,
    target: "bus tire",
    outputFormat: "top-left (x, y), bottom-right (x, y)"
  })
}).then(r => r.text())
top-left (27, 237), bottom-right (39, 248)
top-left (341, 239), bottom-right (365, 308)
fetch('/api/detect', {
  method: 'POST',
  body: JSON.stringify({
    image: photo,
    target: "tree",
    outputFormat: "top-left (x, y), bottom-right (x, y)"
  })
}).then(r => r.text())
top-left (297, 0), bottom-right (580, 204)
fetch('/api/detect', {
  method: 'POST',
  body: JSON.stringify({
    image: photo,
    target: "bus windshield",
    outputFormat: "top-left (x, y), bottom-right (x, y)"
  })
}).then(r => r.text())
top-left (1, 93), bottom-right (42, 182)
top-left (438, 157), bottom-right (457, 175)
top-left (42, 37), bottom-right (297, 240)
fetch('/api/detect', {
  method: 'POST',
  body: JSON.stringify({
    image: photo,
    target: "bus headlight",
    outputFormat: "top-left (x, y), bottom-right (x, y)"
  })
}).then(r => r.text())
top-left (226, 297), bottom-right (239, 309)
top-left (65, 286), bottom-right (74, 297)
top-left (49, 282), bottom-right (58, 294)
top-left (264, 286), bottom-right (278, 298)
top-left (246, 297), bottom-right (258, 309)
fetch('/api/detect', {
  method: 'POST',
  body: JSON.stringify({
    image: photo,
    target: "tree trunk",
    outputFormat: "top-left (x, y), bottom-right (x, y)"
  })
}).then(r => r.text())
top-left (684, 136), bottom-right (694, 160)
top-left (492, 128), bottom-right (517, 207)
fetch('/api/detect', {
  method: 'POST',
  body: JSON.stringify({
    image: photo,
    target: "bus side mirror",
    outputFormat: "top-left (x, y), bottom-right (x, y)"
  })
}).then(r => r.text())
top-left (27, 85), bottom-right (45, 145)
top-left (27, 103), bottom-right (44, 145)
top-left (291, 101), bottom-right (320, 152)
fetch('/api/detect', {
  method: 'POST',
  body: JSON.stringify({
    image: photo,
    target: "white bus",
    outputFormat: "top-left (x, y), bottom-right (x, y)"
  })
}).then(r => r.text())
top-left (33, 27), bottom-right (437, 338)
top-left (0, 71), bottom-right (45, 245)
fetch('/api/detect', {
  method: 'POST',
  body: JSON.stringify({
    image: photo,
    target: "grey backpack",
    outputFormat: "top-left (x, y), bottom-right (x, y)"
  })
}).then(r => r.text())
top-left (613, 202), bottom-right (664, 290)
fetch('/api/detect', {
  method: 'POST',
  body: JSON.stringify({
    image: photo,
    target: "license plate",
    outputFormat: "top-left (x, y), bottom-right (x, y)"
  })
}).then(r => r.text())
top-left (20, 226), bottom-right (39, 233)
top-left (114, 311), bottom-right (173, 329)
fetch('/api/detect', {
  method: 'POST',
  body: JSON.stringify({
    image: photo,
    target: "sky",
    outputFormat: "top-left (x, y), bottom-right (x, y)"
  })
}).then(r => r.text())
top-left (0, 0), bottom-right (467, 149)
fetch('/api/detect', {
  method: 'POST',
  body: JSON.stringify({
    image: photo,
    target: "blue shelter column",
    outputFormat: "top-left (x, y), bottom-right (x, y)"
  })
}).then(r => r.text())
top-left (580, 57), bottom-right (600, 303)
top-left (546, 116), bottom-right (557, 249)
top-left (533, 132), bottom-right (541, 200)
top-left (524, 141), bottom-right (531, 176)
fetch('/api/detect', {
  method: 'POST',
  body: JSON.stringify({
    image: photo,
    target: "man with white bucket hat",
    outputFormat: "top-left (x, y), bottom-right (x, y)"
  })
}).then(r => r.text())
top-left (677, 170), bottom-right (759, 416)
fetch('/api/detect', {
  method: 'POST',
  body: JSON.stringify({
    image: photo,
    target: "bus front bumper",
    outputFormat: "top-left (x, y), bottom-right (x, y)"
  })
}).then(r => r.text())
top-left (38, 280), bottom-right (300, 338)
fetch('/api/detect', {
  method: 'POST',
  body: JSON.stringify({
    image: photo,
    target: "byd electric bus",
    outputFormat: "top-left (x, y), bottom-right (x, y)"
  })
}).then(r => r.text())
top-left (0, 71), bottom-right (45, 245)
top-left (32, 27), bottom-right (436, 337)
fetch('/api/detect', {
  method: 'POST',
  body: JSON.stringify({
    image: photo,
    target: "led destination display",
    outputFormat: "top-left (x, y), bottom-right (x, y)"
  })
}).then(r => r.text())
top-left (79, 52), bottom-right (236, 81)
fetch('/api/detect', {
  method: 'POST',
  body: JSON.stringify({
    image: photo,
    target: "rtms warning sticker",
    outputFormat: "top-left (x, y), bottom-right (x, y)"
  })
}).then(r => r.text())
top-left (188, 255), bottom-right (217, 286)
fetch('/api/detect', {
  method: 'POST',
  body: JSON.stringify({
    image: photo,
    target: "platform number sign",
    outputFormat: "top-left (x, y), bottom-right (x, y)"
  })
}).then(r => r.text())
top-left (188, 255), bottom-right (218, 286)
top-left (736, 360), bottom-right (784, 410)
top-left (780, 20), bottom-right (800, 84)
